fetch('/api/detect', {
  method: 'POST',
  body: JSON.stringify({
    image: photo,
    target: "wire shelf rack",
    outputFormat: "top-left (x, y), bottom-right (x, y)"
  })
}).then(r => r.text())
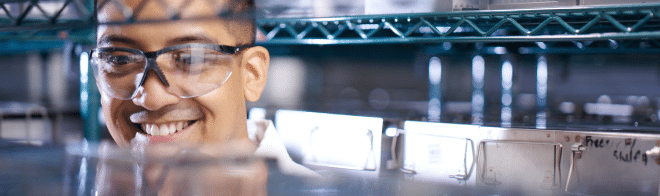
top-left (256, 3), bottom-right (660, 45)
top-left (2, 1), bottom-right (660, 46)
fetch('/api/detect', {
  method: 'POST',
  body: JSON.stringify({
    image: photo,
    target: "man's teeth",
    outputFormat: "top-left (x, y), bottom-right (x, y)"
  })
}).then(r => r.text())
top-left (141, 121), bottom-right (191, 136)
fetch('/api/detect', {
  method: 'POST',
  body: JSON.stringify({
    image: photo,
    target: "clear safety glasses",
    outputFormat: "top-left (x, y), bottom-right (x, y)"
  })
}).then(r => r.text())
top-left (90, 43), bottom-right (251, 100)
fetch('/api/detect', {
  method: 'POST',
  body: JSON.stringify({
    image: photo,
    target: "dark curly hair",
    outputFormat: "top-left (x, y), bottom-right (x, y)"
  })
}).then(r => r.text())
top-left (225, 0), bottom-right (256, 45)
top-left (95, 0), bottom-right (256, 45)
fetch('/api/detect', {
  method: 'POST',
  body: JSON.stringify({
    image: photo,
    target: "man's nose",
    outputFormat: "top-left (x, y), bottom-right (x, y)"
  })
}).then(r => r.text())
top-left (132, 70), bottom-right (180, 110)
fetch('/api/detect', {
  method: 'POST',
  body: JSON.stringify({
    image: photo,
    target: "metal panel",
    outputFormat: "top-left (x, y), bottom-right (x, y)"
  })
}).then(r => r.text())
top-left (274, 110), bottom-right (383, 177)
top-left (580, 0), bottom-right (660, 6)
top-left (397, 122), bottom-right (660, 195)
top-left (476, 140), bottom-right (562, 194)
top-left (401, 121), bottom-right (480, 185)
top-left (486, 0), bottom-right (576, 10)
top-left (559, 131), bottom-right (660, 195)
top-left (473, 127), bottom-right (561, 195)
top-left (365, 0), bottom-right (483, 15)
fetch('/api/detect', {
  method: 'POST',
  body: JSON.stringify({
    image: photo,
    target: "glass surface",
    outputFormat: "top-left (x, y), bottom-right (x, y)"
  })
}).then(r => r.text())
top-left (63, 141), bottom-right (266, 196)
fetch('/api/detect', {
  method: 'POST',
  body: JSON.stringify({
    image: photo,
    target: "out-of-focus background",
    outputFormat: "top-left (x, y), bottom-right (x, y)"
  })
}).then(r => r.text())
top-left (4, 0), bottom-right (660, 195)
top-left (4, 0), bottom-right (660, 144)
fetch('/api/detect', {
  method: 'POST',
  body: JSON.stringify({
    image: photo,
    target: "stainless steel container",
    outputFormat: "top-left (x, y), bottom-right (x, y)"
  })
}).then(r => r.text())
top-left (484, 0), bottom-right (577, 10)
top-left (579, 0), bottom-right (660, 6)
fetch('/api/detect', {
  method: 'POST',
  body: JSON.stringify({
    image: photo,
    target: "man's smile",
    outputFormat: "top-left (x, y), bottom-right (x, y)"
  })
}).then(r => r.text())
top-left (129, 118), bottom-right (201, 144)
top-left (127, 103), bottom-right (204, 141)
top-left (140, 121), bottom-right (195, 136)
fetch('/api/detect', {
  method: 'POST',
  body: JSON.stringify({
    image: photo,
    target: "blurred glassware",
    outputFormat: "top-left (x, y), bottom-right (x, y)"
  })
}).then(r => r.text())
top-left (63, 140), bottom-right (267, 196)
top-left (0, 101), bottom-right (50, 145)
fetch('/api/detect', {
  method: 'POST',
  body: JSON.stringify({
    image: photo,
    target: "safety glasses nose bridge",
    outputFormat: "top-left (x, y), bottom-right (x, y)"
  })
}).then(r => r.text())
top-left (136, 52), bottom-right (171, 91)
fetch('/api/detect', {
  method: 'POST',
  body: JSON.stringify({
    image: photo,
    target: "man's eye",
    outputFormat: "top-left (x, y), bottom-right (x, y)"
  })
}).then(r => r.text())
top-left (108, 55), bottom-right (131, 65)
top-left (98, 53), bottom-right (141, 75)
top-left (173, 53), bottom-right (204, 66)
top-left (161, 49), bottom-right (231, 74)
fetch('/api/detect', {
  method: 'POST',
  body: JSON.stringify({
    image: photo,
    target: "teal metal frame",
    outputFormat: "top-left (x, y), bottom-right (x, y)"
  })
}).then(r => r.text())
top-left (3, 2), bottom-right (660, 44)
top-left (257, 3), bottom-right (660, 45)
top-left (0, 0), bottom-right (95, 43)
top-left (79, 51), bottom-right (100, 141)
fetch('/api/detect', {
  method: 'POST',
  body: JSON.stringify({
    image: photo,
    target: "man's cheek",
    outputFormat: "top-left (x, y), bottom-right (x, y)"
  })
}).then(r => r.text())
top-left (100, 92), bottom-right (113, 105)
top-left (103, 99), bottom-right (132, 146)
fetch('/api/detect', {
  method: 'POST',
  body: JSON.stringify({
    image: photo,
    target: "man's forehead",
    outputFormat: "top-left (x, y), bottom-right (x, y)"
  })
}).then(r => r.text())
top-left (96, 23), bottom-right (220, 47)
top-left (98, 0), bottom-right (231, 22)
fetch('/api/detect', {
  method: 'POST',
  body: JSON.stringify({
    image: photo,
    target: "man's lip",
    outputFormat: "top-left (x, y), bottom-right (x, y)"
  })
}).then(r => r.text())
top-left (131, 119), bottom-right (199, 124)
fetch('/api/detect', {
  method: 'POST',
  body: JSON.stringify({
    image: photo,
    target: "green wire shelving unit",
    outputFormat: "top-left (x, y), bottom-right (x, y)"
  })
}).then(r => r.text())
top-left (256, 3), bottom-right (660, 45)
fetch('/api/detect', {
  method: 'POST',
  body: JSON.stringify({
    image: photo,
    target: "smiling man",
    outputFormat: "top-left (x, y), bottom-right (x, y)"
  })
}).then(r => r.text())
top-left (94, 0), bottom-right (266, 147)
top-left (92, 0), bottom-right (317, 194)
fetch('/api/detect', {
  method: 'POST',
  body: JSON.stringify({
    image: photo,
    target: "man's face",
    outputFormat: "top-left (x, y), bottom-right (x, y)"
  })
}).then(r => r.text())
top-left (96, 0), bottom-right (269, 146)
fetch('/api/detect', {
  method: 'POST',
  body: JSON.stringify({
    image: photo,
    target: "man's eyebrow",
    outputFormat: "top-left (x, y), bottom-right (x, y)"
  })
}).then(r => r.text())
top-left (98, 35), bottom-right (140, 47)
top-left (165, 35), bottom-right (217, 46)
